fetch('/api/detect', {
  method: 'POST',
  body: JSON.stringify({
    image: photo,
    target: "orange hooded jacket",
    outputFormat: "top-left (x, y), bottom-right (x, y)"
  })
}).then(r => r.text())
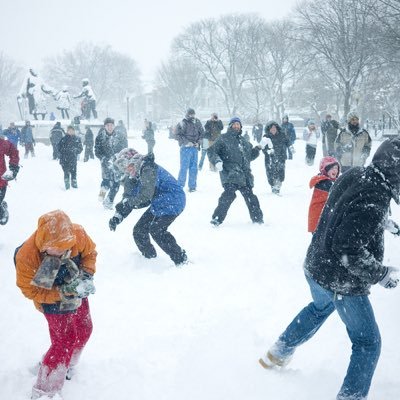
top-left (15, 210), bottom-right (97, 311)
top-left (308, 175), bottom-right (333, 233)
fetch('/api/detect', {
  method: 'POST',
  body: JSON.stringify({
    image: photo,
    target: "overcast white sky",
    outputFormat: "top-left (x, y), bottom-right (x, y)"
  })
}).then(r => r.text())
top-left (1, 0), bottom-right (298, 80)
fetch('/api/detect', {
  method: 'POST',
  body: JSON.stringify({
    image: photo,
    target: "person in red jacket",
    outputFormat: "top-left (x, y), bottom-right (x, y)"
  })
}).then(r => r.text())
top-left (308, 156), bottom-right (340, 232)
top-left (0, 135), bottom-right (20, 225)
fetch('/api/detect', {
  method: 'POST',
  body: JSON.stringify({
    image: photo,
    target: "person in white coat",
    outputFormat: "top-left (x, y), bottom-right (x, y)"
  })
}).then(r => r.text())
top-left (303, 120), bottom-right (320, 166)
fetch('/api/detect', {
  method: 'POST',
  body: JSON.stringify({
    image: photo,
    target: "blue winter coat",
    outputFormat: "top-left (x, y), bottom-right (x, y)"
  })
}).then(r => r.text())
top-left (3, 128), bottom-right (21, 147)
top-left (117, 154), bottom-right (186, 217)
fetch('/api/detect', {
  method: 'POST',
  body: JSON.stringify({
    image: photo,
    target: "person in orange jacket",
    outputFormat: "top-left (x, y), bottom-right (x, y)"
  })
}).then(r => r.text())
top-left (15, 210), bottom-right (97, 399)
top-left (308, 156), bottom-right (340, 233)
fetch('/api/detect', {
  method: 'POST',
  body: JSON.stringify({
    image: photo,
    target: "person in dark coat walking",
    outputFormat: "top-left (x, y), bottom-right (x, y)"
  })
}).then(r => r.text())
top-left (252, 122), bottom-right (263, 143)
top-left (57, 126), bottom-right (83, 189)
top-left (199, 113), bottom-right (224, 171)
top-left (49, 122), bottom-right (65, 160)
top-left (142, 119), bottom-right (155, 154)
top-left (95, 117), bottom-right (129, 209)
top-left (321, 114), bottom-right (339, 156)
top-left (259, 138), bottom-right (400, 400)
top-left (20, 120), bottom-right (35, 158)
top-left (262, 121), bottom-right (291, 195)
top-left (207, 117), bottom-right (264, 226)
top-left (83, 126), bottom-right (94, 162)
top-left (109, 149), bottom-right (188, 266)
top-left (175, 108), bottom-right (204, 192)
top-left (281, 115), bottom-right (296, 159)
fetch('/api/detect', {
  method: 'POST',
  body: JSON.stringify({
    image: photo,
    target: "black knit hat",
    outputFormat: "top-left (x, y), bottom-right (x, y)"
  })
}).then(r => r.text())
top-left (104, 117), bottom-right (115, 125)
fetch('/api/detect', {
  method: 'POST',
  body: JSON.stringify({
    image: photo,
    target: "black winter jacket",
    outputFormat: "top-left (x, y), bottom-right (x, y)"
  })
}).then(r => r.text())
top-left (94, 128), bottom-right (128, 161)
top-left (207, 128), bottom-right (260, 188)
top-left (57, 135), bottom-right (83, 167)
top-left (175, 118), bottom-right (204, 147)
top-left (304, 139), bottom-right (400, 295)
top-left (262, 126), bottom-right (290, 164)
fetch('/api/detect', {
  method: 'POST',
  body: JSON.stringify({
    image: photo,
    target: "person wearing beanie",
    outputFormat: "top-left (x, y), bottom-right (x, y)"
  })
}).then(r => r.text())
top-left (109, 148), bottom-right (188, 266)
top-left (175, 108), bottom-right (204, 192)
top-left (303, 119), bottom-right (320, 166)
top-left (259, 138), bottom-right (400, 400)
top-left (262, 121), bottom-right (291, 195)
top-left (207, 116), bottom-right (264, 226)
top-left (334, 111), bottom-right (372, 172)
top-left (308, 156), bottom-right (340, 232)
top-left (94, 117), bottom-right (128, 208)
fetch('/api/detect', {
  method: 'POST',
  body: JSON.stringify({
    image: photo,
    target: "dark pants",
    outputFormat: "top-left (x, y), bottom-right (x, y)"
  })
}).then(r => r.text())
top-left (265, 159), bottom-right (286, 189)
top-left (212, 183), bottom-right (263, 224)
top-left (52, 144), bottom-right (60, 160)
top-left (84, 146), bottom-right (94, 161)
top-left (133, 208), bottom-right (185, 264)
top-left (62, 163), bottom-right (77, 188)
top-left (24, 143), bottom-right (35, 158)
top-left (305, 144), bottom-right (317, 166)
top-left (0, 187), bottom-right (7, 223)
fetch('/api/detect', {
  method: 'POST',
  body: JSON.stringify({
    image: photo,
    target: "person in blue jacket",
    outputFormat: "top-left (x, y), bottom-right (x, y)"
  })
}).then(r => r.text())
top-left (109, 148), bottom-right (188, 266)
top-left (3, 122), bottom-right (21, 148)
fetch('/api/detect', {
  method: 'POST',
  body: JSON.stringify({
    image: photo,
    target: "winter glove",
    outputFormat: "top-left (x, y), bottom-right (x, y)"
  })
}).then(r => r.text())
top-left (259, 137), bottom-right (272, 150)
top-left (266, 149), bottom-right (275, 156)
top-left (60, 271), bottom-right (95, 298)
top-left (385, 219), bottom-right (400, 236)
top-left (289, 145), bottom-right (295, 154)
top-left (214, 162), bottom-right (223, 172)
top-left (379, 267), bottom-right (399, 289)
top-left (109, 213), bottom-right (123, 231)
top-left (1, 170), bottom-right (16, 181)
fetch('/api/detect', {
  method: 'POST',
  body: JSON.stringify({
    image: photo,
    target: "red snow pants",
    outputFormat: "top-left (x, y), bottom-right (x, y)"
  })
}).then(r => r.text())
top-left (34, 298), bottom-right (93, 395)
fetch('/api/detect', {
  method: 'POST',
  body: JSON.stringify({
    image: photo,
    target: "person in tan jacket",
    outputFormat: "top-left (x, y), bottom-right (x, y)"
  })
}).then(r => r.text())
top-left (15, 210), bottom-right (97, 399)
top-left (335, 111), bottom-right (372, 173)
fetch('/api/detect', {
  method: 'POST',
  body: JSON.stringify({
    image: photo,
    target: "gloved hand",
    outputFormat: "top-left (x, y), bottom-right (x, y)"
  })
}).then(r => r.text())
top-left (267, 149), bottom-right (275, 156)
top-left (1, 171), bottom-right (15, 181)
top-left (289, 145), bottom-right (295, 154)
top-left (379, 267), bottom-right (399, 289)
top-left (61, 271), bottom-right (96, 298)
top-left (385, 219), bottom-right (400, 236)
top-left (109, 213), bottom-right (123, 231)
top-left (215, 162), bottom-right (223, 172)
top-left (259, 137), bottom-right (272, 150)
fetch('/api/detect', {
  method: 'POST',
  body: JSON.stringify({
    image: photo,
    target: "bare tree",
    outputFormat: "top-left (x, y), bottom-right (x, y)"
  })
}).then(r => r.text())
top-left (0, 52), bottom-right (24, 121)
top-left (44, 42), bottom-right (141, 117)
top-left (250, 20), bottom-right (308, 121)
top-left (157, 56), bottom-right (202, 113)
top-left (173, 14), bottom-right (265, 116)
top-left (294, 0), bottom-right (380, 116)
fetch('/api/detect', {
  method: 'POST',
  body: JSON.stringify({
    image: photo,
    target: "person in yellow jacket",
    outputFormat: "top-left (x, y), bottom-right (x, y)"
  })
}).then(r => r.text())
top-left (335, 111), bottom-right (372, 172)
top-left (15, 210), bottom-right (97, 399)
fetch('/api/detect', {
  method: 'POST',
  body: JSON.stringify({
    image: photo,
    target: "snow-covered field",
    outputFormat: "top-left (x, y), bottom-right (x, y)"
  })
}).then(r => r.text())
top-left (1, 130), bottom-right (399, 400)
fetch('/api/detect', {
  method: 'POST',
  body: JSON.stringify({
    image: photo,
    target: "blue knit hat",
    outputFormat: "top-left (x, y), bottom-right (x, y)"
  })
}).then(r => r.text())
top-left (229, 117), bottom-right (242, 127)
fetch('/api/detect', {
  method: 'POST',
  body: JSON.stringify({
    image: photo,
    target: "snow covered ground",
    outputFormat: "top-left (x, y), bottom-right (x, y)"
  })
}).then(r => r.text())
top-left (1, 131), bottom-right (399, 400)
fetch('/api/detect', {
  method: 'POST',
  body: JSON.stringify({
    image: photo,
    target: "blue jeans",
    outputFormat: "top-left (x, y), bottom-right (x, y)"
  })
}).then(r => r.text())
top-left (198, 149), bottom-right (207, 170)
top-left (177, 146), bottom-right (198, 190)
top-left (272, 275), bottom-right (381, 400)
